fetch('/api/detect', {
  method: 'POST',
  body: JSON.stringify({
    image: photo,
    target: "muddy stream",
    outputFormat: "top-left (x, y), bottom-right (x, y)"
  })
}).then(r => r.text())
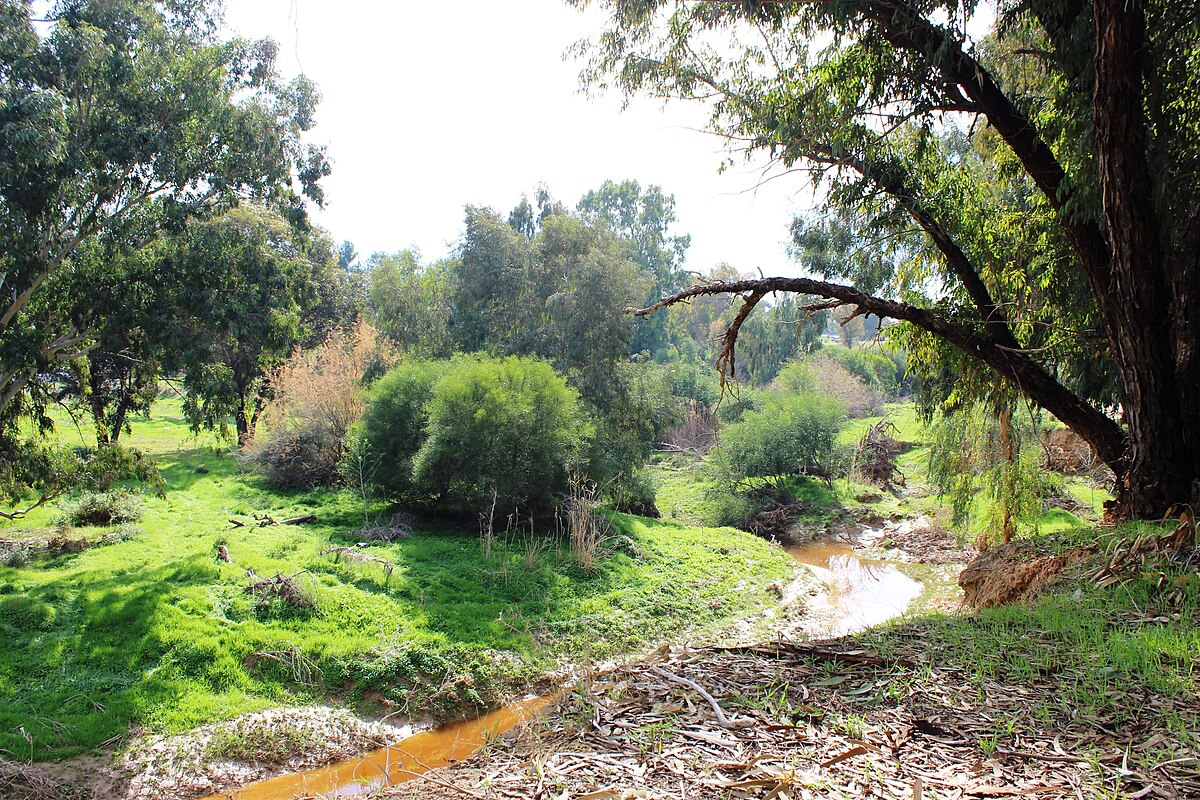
top-left (205, 534), bottom-right (921, 800)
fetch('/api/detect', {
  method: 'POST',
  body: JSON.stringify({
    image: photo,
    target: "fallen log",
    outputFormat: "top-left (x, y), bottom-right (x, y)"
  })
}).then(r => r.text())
top-left (229, 513), bottom-right (318, 528)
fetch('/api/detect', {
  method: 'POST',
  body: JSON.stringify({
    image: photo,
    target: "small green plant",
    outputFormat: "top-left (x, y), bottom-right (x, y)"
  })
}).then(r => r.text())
top-left (56, 488), bottom-right (144, 526)
top-left (205, 717), bottom-right (321, 764)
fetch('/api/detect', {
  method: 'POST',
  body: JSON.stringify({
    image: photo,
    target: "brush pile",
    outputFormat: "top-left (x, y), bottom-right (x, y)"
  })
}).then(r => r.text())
top-left (242, 570), bottom-right (315, 609)
top-left (852, 419), bottom-right (908, 489)
top-left (0, 759), bottom-right (62, 800)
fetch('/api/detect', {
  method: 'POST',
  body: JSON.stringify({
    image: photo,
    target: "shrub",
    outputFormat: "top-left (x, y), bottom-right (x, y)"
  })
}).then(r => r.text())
top-left (250, 324), bottom-right (395, 489)
top-left (56, 488), bottom-right (144, 526)
top-left (607, 467), bottom-right (660, 517)
top-left (770, 361), bottom-right (816, 394)
top-left (713, 392), bottom-right (845, 489)
top-left (805, 355), bottom-right (880, 417)
top-left (411, 356), bottom-right (591, 514)
top-left (358, 358), bottom-right (452, 500)
top-left (771, 354), bottom-right (880, 417)
top-left (823, 345), bottom-right (902, 394)
top-left (2, 440), bottom-right (163, 521)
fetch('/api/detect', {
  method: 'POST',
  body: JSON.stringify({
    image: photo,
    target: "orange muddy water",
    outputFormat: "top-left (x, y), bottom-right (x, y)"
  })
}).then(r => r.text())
top-left (203, 696), bottom-right (551, 800)
top-left (204, 535), bottom-right (916, 800)
top-left (786, 534), bottom-right (922, 637)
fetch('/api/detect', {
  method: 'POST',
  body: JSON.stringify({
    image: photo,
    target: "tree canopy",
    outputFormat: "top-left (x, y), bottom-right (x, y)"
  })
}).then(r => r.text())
top-left (0, 0), bottom-right (327, 421)
top-left (572, 0), bottom-right (1200, 518)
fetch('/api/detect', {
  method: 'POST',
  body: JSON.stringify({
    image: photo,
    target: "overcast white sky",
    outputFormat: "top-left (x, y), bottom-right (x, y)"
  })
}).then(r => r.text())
top-left (221, 0), bottom-right (815, 275)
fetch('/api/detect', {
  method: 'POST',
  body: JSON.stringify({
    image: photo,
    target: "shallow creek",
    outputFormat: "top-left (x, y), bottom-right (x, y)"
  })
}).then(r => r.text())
top-left (204, 697), bottom-right (551, 799)
top-left (204, 534), bottom-right (920, 800)
top-left (786, 533), bottom-right (924, 637)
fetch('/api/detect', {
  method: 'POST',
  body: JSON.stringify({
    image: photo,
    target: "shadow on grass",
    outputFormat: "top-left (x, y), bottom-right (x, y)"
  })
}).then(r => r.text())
top-left (0, 558), bottom-right (229, 759)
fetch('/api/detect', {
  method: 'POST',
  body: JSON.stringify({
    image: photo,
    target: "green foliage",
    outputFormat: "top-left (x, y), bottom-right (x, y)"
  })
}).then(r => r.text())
top-left (926, 404), bottom-right (1057, 541)
top-left (56, 488), bottom-right (144, 527)
top-left (362, 356), bottom-right (592, 514)
top-left (576, 179), bottom-right (691, 359)
top-left (823, 346), bottom-right (903, 394)
top-left (0, 0), bottom-right (327, 420)
top-left (770, 361), bottom-right (815, 394)
top-left (365, 250), bottom-right (453, 358)
top-left (713, 392), bottom-right (845, 488)
top-left (174, 206), bottom-right (324, 446)
top-left (359, 358), bottom-right (450, 500)
top-left (412, 356), bottom-right (591, 515)
top-left (1, 439), bottom-right (163, 517)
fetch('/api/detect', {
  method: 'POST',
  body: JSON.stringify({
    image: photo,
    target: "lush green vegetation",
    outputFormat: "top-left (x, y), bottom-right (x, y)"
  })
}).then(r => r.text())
top-left (0, 401), bottom-right (794, 760)
top-left (2, 6), bottom-right (1197, 798)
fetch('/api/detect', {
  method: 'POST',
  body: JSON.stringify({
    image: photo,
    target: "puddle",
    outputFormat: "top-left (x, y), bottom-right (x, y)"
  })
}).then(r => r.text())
top-left (203, 696), bottom-right (550, 800)
top-left (786, 533), bottom-right (922, 636)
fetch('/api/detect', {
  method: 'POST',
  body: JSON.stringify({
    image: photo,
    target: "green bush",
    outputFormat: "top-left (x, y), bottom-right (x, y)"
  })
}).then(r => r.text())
top-left (56, 488), bottom-right (145, 526)
top-left (359, 359), bottom-right (451, 499)
top-left (713, 392), bottom-right (845, 488)
top-left (823, 345), bottom-right (902, 394)
top-left (413, 356), bottom-right (590, 514)
top-left (770, 361), bottom-right (816, 394)
top-left (361, 355), bottom-right (591, 514)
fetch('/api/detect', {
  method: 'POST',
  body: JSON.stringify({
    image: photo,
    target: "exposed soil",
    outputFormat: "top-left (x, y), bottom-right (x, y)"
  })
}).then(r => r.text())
top-left (381, 640), bottom-right (1198, 799)
top-left (872, 520), bottom-right (979, 565)
top-left (958, 541), bottom-right (1091, 609)
top-left (24, 706), bottom-right (406, 800)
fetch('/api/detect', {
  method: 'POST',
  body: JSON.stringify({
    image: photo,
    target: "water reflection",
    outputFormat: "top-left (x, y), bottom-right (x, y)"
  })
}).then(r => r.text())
top-left (786, 536), bottom-right (922, 637)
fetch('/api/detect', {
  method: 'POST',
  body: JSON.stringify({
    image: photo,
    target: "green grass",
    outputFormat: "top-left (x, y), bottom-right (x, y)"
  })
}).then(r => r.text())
top-left (0, 400), bottom-right (795, 760)
top-left (862, 525), bottom-right (1200, 751)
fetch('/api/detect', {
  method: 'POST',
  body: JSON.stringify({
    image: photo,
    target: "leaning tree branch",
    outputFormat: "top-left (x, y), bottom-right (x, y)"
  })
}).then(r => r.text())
top-left (713, 0), bottom-right (1113, 312)
top-left (803, 142), bottom-right (1023, 351)
top-left (631, 276), bottom-right (1128, 471)
top-left (843, 0), bottom-right (1116, 318)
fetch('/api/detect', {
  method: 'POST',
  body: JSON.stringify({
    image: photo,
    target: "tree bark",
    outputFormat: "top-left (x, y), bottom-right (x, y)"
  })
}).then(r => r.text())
top-left (1093, 0), bottom-right (1194, 517)
top-left (235, 410), bottom-right (251, 449)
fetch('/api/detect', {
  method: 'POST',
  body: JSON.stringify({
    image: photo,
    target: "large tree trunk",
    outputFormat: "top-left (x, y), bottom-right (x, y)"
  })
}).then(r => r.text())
top-left (1093, 0), bottom-right (1197, 518)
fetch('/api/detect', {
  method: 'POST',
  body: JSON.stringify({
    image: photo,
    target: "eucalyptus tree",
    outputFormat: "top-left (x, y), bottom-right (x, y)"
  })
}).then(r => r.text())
top-left (577, 180), bottom-right (691, 358)
top-left (172, 206), bottom-right (322, 447)
top-left (571, 0), bottom-right (1200, 518)
top-left (0, 0), bottom-right (328, 420)
top-left (366, 250), bottom-right (453, 358)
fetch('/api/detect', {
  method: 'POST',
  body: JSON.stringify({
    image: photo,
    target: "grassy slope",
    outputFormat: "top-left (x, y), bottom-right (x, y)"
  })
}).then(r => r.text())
top-left (0, 401), bottom-right (794, 760)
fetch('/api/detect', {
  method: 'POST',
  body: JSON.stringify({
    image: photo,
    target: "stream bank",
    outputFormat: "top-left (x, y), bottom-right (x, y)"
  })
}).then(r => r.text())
top-left (181, 521), bottom-right (963, 800)
top-left (7, 519), bottom-right (967, 800)
top-left (372, 527), bottom-right (1199, 800)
